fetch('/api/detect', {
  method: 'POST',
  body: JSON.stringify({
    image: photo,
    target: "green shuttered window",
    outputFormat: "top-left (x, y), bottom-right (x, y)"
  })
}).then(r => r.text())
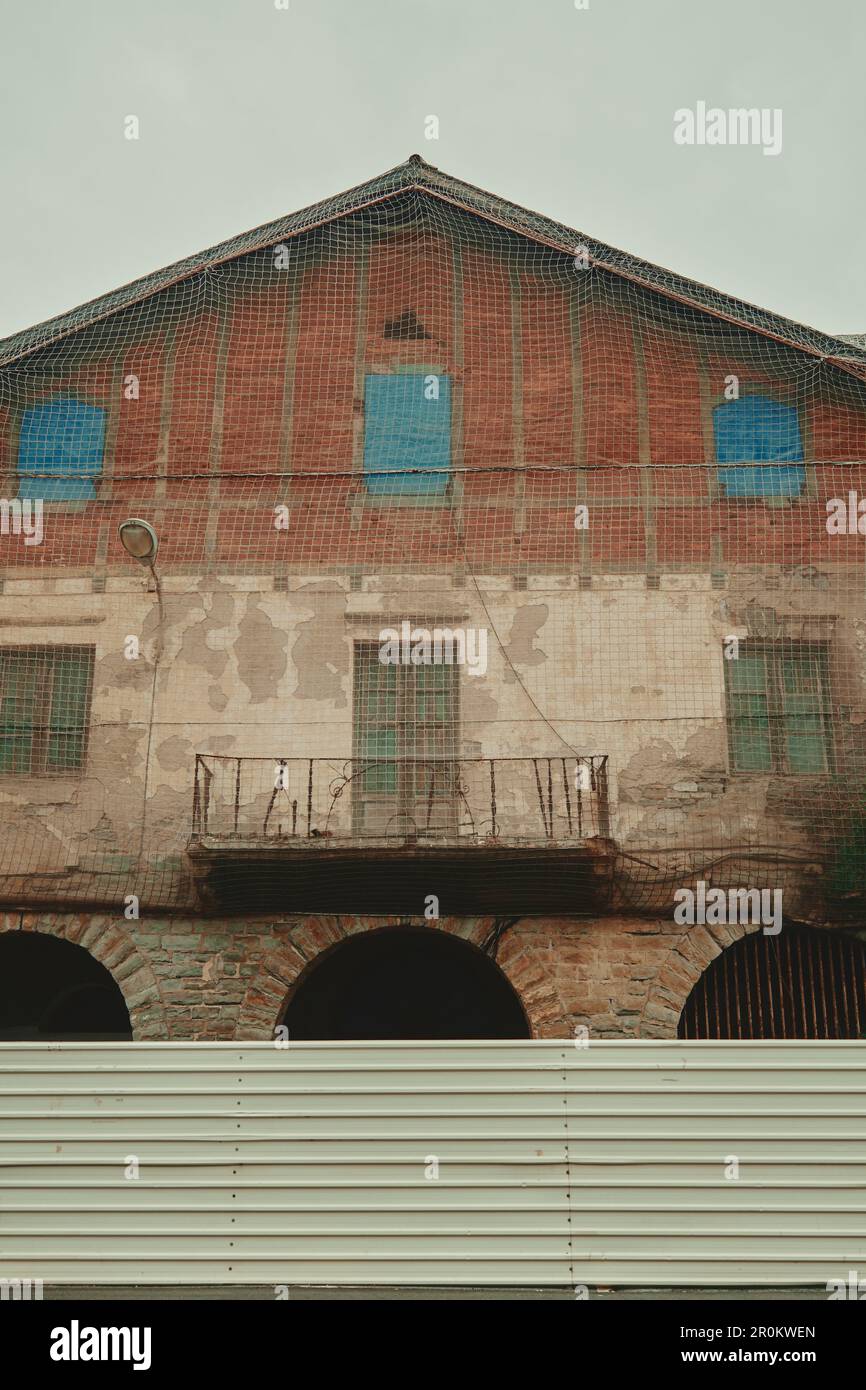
top-left (352, 641), bottom-right (458, 834)
top-left (725, 642), bottom-right (831, 775)
top-left (0, 647), bottom-right (95, 774)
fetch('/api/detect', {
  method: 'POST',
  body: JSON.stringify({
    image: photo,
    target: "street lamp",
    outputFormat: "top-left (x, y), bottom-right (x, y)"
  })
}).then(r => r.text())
top-left (118, 518), bottom-right (164, 862)
top-left (118, 518), bottom-right (159, 566)
top-left (118, 517), bottom-right (163, 654)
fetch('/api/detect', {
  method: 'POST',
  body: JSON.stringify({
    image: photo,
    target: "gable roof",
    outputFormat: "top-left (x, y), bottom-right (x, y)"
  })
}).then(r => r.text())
top-left (2, 154), bottom-right (865, 380)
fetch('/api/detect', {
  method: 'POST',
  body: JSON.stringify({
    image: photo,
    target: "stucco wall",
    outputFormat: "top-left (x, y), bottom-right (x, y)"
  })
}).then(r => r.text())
top-left (0, 569), bottom-right (862, 915)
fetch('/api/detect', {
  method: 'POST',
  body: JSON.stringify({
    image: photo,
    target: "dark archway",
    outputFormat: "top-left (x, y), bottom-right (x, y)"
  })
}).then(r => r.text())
top-left (0, 933), bottom-right (132, 1041)
top-left (282, 926), bottom-right (531, 1040)
top-left (678, 925), bottom-right (866, 1039)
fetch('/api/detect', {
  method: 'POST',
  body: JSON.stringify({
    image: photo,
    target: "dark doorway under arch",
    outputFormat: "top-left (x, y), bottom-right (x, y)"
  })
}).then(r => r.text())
top-left (282, 926), bottom-right (531, 1040)
top-left (0, 933), bottom-right (132, 1041)
top-left (678, 924), bottom-right (866, 1039)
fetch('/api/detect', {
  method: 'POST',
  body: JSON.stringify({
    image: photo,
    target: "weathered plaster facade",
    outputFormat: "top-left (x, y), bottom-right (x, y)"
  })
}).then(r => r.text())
top-left (0, 572), bottom-right (861, 912)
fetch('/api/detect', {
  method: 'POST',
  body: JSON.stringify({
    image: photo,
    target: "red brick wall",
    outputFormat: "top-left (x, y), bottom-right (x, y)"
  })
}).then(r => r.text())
top-left (3, 221), bottom-right (866, 573)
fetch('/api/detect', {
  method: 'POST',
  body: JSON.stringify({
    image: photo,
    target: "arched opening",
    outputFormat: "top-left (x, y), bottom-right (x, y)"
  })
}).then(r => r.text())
top-left (678, 925), bottom-right (866, 1039)
top-left (0, 933), bottom-right (132, 1041)
top-left (282, 926), bottom-right (531, 1040)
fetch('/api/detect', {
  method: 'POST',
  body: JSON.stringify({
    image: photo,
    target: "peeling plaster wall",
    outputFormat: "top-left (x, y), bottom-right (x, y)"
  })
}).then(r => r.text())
top-left (0, 566), bottom-right (863, 912)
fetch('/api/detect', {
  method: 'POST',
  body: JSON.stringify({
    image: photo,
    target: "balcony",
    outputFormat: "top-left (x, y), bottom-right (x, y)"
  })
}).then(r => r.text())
top-left (187, 754), bottom-right (612, 914)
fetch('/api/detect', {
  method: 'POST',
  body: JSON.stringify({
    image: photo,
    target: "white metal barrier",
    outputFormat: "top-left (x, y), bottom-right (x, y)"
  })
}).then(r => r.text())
top-left (0, 1040), bottom-right (864, 1285)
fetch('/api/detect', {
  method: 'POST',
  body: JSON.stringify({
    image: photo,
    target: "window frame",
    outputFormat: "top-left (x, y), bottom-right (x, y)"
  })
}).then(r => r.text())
top-left (352, 639), bottom-right (460, 835)
top-left (3, 366), bottom-right (120, 508)
top-left (361, 365), bottom-right (453, 504)
top-left (724, 640), bottom-right (834, 776)
top-left (697, 359), bottom-right (817, 506)
top-left (0, 645), bottom-right (96, 777)
top-left (15, 394), bottom-right (107, 503)
top-left (711, 391), bottom-right (807, 500)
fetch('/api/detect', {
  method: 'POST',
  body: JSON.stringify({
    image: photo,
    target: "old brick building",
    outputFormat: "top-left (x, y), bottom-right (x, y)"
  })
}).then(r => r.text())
top-left (1, 155), bottom-right (865, 1043)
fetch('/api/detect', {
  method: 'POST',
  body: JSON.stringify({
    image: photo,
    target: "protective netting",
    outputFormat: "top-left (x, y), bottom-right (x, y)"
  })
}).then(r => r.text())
top-left (1, 160), bottom-right (866, 920)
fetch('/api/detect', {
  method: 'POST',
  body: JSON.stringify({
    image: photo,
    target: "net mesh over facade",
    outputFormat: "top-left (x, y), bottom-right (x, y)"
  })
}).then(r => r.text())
top-left (2, 156), bottom-right (866, 920)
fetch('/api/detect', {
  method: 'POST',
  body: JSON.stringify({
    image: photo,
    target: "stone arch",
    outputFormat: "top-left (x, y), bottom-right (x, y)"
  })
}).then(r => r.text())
top-left (236, 915), bottom-right (555, 1039)
top-left (640, 918), bottom-right (763, 1037)
top-left (0, 912), bottom-right (168, 1040)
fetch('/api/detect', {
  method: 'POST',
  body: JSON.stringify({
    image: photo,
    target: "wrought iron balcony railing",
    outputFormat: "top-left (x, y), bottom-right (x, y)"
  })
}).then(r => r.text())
top-left (191, 753), bottom-right (609, 846)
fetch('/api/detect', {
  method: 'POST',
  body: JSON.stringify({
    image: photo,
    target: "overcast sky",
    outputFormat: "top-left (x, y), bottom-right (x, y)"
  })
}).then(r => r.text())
top-left (1, 0), bottom-right (863, 340)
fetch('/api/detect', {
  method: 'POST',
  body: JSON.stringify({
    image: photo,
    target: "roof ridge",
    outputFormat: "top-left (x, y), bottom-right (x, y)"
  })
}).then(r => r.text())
top-left (1, 157), bottom-right (865, 380)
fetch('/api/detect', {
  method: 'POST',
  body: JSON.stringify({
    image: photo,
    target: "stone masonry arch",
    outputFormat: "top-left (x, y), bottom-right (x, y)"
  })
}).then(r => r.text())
top-left (236, 915), bottom-right (562, 1039)
top-left (0, 912), bottom-right (168, 1040)
top-left (640, 918), bottom-right (763, 1037)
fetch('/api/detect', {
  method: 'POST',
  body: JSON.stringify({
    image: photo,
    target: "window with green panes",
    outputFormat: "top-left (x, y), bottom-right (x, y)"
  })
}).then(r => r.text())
top-left (354, 646), bottom-right (398, 795)
top-left (0, 647), bottom-right (94, 775)
top-left (352, 642), bottom-right (458, 835)
top-left (725, 643), bottom-right (832, 775)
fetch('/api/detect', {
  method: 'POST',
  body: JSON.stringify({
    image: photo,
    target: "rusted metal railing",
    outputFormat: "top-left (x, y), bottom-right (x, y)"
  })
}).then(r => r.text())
top-left (190, 753), bottom-right (609, 845)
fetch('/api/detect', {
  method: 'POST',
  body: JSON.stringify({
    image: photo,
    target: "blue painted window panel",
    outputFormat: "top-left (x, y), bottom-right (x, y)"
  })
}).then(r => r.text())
top-left (713, 395), bottom-right (805, 497)
top-left (364, 373), bottom-right (450, 495)
top-left (18, 397), bottom-right (106, 501)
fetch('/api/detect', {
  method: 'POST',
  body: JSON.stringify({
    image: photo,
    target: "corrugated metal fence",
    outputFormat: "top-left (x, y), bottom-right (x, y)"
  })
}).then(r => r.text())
top-left (0, 1040), bottom-right (864, 1286)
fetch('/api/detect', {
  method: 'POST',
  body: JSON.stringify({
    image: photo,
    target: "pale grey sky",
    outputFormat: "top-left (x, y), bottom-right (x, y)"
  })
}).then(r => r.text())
top-left (1, 0), bottom-right (863, 340)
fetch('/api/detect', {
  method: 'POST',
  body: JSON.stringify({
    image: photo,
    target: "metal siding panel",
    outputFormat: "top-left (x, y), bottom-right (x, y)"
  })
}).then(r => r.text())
top-left (0, 1040), bottom-right (864, 1285)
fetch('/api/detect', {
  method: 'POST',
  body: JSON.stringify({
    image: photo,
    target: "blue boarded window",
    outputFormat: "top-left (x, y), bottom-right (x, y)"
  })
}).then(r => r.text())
top-left (17, 397), bottom-right (106, 501)
top-left (713, 395), bottom-right (805, 498)
top-left (364, 372), bottom-right (450, 496)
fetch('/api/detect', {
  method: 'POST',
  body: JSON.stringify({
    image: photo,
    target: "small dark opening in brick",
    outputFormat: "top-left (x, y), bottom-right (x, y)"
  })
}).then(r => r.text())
top-left (383, 310), bottom-right (431, 340)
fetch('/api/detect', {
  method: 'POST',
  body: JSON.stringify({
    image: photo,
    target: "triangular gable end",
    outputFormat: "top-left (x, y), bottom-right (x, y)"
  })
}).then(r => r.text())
top-left (1, 154), bottom-right (865, 384)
